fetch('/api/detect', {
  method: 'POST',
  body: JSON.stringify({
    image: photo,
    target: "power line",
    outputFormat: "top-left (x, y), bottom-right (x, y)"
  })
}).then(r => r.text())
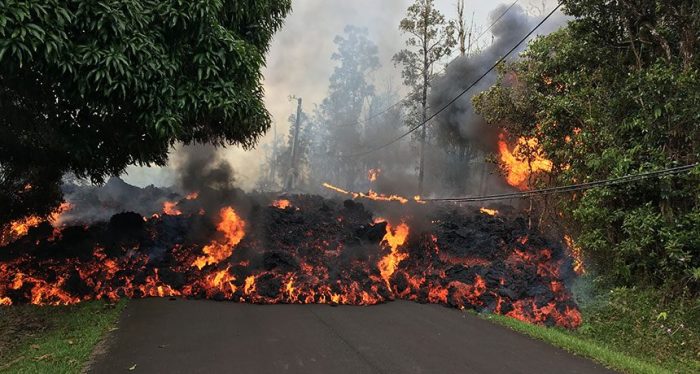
top-left (474, 0), bottom-right (520, 42)
top-left (343, 2), bottom-right (562, 158)
top-left (422, 164), bottom-right (698, 202)
top-left (335, 0), bottom-right (522, 129)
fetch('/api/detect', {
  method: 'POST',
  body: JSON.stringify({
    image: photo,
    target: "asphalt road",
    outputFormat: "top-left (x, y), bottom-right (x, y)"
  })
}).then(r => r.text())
top-left (88, 299), bottom-right (615, 374)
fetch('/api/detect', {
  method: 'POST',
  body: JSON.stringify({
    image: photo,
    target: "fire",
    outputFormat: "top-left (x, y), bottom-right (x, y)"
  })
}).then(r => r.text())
top-left (186, 192), bottom-right (199, 200)
top-left (479, 208), bottom-right (498, 216)
top-left (497, 134), bottom-right (552, 189)
top-left (192, 207), bottom-right (246, 270)
top-left (272, 199), bottom-right (291, 209)
top-left (377, 222), bottom-right (410, 288)
top-left (163, 201), bottom-right (182, 216)
top-left (322, 183), bottom-right (412, 204)
top-left (0, 194), bottom-right (582, 329)
top-left (368, 168), bottom-right (381, 182)
top-left (9, 216), bottom-right (42, 237)
top-left (563, 235), bottom-right (586, 275)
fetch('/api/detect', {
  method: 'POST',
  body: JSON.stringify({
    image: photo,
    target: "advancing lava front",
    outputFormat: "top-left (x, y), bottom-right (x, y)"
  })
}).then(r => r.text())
top-left (0, 194), bottom-right (581, 329)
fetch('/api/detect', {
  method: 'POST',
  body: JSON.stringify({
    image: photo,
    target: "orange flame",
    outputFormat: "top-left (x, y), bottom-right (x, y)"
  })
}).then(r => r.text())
top-left (377, 222), bottom-right (410, 288)
top-left (479, 208), bottom-right (499, 216)
top-left (368, 168), bottom-right (381, 182)
top-left (498, 134), bottom-right (552, 190)
top-left (272, 199), bottom-right (291, 209)
top-left (564, 235), bottom-right (586, 275)
top-left (322, 183), bottom-right (413, 204)
top-left (163, 201), bottom-right (182, 216)
top-left (192, 207), bottom-right (246, 270)
top-left (186, 192), bottom-right (199, 200)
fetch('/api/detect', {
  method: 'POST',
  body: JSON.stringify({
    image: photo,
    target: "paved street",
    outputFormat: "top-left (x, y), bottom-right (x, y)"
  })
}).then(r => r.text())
top-left (88, 299), bottom-right (615, 374)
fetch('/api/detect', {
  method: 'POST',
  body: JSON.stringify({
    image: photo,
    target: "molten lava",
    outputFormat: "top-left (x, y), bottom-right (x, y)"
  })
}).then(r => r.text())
top-left (272, 199), bottom-right (292, 209)
top-left (498, 134), bottom-right (553, 189)
top-left (0, 195), bottom-right (583, 329)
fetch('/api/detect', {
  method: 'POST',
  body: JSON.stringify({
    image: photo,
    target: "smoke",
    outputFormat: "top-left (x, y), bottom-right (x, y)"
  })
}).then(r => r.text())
top-left (425, 4), bottom-right (567, 197)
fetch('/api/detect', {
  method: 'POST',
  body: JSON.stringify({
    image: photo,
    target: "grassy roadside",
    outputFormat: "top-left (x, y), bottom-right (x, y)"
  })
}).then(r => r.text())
top-left (0, 301), bottom-right (125, 374)
top-left (481, 286), bottom-right (700, 374)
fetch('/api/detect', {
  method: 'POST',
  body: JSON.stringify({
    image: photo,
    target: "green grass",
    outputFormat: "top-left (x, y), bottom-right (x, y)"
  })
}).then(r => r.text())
top-left (480, 285), bottom-right (700, 374)
top-left (0, 301), bottom-right (125, 374)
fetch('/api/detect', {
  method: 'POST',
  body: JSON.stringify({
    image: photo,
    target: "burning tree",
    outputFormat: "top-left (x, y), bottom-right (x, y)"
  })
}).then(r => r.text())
top-left (474, 1), bottom-right (700, 294)
top-left (0, 0), bottom-right (291, 225)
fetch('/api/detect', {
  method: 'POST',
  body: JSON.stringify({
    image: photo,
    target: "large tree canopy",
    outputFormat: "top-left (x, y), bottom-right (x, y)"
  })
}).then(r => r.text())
top-left (0, 0), bottom-right (291, 223)
top-left (474, 0), bottom-right (699, 293)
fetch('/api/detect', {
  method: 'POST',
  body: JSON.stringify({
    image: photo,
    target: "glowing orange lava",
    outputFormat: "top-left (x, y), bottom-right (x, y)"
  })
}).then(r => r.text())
top-left (272, 199), bottom-right (292, 209)
top-left (192, 207), bottom-right (246, 270)
top-left (498, 134), bottom-right (552, 190)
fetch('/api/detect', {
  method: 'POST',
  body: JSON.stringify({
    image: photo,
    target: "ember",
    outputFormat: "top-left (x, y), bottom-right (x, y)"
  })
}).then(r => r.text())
top-left (0, 194), bottom-right (582, 328)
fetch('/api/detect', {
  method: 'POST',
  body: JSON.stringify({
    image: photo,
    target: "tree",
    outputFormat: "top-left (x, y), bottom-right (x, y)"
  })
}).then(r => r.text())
top-left (393, 0), bottom-right (455, 194)
top-left (310, 25), bottom-right (380, 189)
top-left (0, 0), bottom-right (291, 224)
top-left (474, 1), bottom-right (700, 293)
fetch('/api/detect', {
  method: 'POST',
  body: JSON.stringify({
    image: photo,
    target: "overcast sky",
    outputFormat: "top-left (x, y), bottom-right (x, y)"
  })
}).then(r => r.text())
top-left (123, 0), bottom-right (561, 189)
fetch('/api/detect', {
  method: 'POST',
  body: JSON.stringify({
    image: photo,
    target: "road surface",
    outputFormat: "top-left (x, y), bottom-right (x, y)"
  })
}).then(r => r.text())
top-left (88, 299), bottom-right (615, 373)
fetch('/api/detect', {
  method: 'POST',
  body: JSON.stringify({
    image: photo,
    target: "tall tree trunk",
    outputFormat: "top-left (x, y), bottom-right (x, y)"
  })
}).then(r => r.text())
top-left (418, 2), bottom-right (430, 195)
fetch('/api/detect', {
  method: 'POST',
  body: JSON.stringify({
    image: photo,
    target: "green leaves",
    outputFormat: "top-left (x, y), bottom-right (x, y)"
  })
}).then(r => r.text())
top-left (0, 0), bottom-right (291, 224)
top-left (473, 4), bottom-right (700, 295)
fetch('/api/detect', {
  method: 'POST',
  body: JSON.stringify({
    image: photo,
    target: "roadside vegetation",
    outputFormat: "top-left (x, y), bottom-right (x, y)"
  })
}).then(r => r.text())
top-left (473, 1), bottom-right (699, 372)
top-left (484, 284), bottom-right (699, 374)
top-left (0, 302), bottom-right (124, 373)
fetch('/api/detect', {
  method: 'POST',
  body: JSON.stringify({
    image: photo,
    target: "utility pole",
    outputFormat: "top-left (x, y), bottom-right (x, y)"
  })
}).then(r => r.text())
top-left (286, 97), bottom-right (302, 191)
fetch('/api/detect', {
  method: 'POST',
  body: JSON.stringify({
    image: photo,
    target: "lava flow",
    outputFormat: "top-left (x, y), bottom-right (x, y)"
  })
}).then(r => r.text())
top-left (0, 192), bottom-right (582, 329)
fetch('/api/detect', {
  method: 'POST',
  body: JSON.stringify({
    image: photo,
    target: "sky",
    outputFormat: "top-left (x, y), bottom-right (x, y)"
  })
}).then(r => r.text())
top-left (122, 0), bottom-right (561, 190)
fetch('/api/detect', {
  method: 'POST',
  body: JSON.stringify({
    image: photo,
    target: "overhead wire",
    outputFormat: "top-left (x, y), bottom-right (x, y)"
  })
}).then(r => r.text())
top-left (342, 1), bottom-right (562, 158)
top-left (334, 0), bottom-right (522, 129)
top-left (422, 163), bottom-right (698, 202)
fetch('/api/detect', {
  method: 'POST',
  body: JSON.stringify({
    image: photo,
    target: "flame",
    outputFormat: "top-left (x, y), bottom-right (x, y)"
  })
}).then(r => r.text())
top-left (377, 222), bottom-right (410, 288)
top-left (497, 134), bottom-right (552, 190)
top-left (192, 207), bottom-right (246, 270)
top-left (163, 201), bottom-right (182, 216)
top-left (479, 208), bottom-right (498, 216)
top-left (564, 235), bottom-right (586, 275)
top-left (243, 275), bottom-right (256, 295)
top-left (49, 202), bottom-right (73, 226)
top-left (186, 192), bottom-right (199, 200)
top-left (272, 199), bottom-right (291, 209)
top-left (368, 168), bottom-right (381, 182)
top-left (322, 183), bottom-right (412, 204)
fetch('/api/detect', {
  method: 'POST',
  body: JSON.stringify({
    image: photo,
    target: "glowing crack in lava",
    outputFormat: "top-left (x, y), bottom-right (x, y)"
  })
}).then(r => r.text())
top-left (498, 134), bottom-right (553, 190)
top-left (0, 195), bottom-right (583, 329)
